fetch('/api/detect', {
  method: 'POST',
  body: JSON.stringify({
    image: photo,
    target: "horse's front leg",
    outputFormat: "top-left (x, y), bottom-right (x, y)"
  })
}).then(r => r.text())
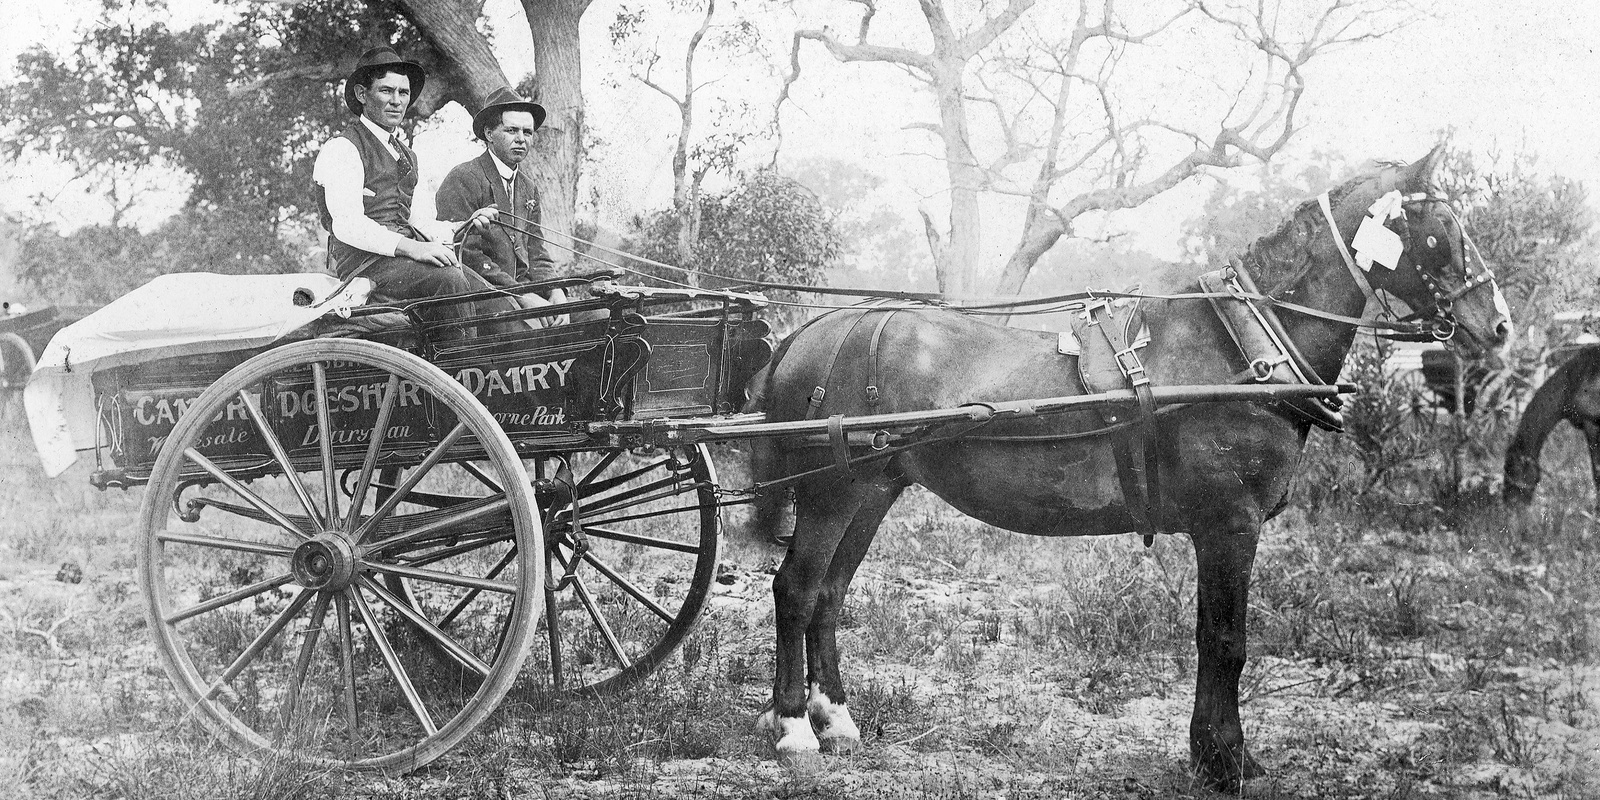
top-left (759, 474), bottom-right (863, 769)
top-left (1189, 524), bottom-right (1267, 792)
top-left (805, 475), bottom-right (904, 754)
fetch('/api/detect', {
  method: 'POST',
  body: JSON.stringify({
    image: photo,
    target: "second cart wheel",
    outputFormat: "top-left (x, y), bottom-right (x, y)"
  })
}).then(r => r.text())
top-left (532, 443), bottom-right (722, 695)
top-left (136, 338), bottom-right (543, 774)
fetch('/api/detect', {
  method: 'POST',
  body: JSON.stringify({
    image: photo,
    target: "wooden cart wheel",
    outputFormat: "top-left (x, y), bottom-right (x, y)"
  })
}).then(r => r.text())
top-left (136, 339), bottom-right (542, 774)
top-left (531, 443), bottom-right (722, 695)
top-left (377, 444), bottom-right (721, 696)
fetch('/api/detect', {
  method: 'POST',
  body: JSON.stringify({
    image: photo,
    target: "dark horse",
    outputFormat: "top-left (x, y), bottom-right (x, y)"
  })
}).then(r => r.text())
top-left (1503, 346), bottom-right (1600, 507)
top-left (747, 149), bottom-right (1512, 791)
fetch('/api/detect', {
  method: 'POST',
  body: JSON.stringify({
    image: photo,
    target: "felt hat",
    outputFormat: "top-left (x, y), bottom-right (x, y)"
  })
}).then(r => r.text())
top-left (472, 86), bottom-right (547, 140)
top-left (343, 46), bottom-right (427, 116)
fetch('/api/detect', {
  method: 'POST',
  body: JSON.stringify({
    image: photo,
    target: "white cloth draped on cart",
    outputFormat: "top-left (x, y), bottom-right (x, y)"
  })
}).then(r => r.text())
top-left (25, 273), bottom-right (371, 477)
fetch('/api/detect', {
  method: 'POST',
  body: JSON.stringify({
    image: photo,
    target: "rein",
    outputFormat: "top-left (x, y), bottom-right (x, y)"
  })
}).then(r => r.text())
top-left (488, 211), bottom-right (1437, 337)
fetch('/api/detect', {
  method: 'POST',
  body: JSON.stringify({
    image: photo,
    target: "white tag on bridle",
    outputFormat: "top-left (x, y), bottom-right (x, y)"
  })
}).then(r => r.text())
top-left (1352, 190), bottom-right (1406, 271)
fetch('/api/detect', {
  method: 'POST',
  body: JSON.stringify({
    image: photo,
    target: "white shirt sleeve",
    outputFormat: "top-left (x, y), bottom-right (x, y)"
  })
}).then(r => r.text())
top-left (311, 137), bottom-right (403, 258)
top-left (408, 174), bottom-right (458, 243)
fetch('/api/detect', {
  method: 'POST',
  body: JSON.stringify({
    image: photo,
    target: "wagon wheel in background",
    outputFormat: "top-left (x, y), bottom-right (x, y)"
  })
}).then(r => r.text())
top-left (378, 444), bottom-right (723, 696)
top-left (137, 339), bottom-right (543, 774)
top-left (0, 332), bottom-right (35, 422)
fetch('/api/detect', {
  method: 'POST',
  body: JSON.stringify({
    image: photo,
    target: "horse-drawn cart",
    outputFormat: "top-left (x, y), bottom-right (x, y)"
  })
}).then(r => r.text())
top-left (33, 266), bottom-right (1353, 774)
top-left (38, 145), bottom-right (1514, 793)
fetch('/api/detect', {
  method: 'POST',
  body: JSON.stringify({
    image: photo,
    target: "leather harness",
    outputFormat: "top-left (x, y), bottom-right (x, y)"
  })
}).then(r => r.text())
top-left (778, 262), bottom-right (1344, 545)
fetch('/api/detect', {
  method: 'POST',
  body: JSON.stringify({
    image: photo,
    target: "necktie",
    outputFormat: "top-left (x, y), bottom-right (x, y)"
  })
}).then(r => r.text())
top-left (389, 134), bottom-right (413, 177)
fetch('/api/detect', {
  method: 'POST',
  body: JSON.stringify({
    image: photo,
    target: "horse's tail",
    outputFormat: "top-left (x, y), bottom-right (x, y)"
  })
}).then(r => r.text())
top-left (1504, 349), bottom-right (1600, 504)
top-left (740, 335), bottom-right (801, 545)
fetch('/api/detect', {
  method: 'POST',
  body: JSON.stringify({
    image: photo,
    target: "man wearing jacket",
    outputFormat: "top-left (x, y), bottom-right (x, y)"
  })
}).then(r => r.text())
top-left (436, 86), bottom-right (565, 306)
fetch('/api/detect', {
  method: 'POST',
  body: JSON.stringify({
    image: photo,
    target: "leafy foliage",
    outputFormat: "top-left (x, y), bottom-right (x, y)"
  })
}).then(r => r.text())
top-left (0, 0), bottom-right (419, 298)
top-left (17, 211), bottom-right (318, 304)
top-left (632, 169), bottom-right (840, 329)
top-left (1433, 146), bottom-right (1599, 361)
top-left (1180, 154), bottom-right (1350, 268)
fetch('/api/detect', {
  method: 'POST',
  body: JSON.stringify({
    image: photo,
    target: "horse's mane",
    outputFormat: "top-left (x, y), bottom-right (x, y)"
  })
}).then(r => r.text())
top-left (1237, 160), bottom-right (1424, 298)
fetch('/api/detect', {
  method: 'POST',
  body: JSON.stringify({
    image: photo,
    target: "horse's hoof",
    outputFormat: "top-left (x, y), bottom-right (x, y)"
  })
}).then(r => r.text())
top-left (776, 748), bottom-right (825, 774)
top-left (818, 735), bottom-right (861, 755)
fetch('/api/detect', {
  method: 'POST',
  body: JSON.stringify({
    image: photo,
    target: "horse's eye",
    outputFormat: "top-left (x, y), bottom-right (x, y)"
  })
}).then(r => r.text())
top-left (1426, 235), bottom-right (1438, 248)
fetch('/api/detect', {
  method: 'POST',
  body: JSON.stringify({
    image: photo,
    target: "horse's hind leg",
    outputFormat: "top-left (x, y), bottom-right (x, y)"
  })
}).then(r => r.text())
top-left (759, 469), bottom-right (886, 768)
top-left (806, 473), bottom-right (905, 753)
top-left (1189, 521), bottom-right (1268, 791)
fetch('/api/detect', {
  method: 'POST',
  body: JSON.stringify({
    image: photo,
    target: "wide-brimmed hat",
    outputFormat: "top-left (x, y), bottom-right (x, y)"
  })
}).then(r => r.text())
top-left (472, 86), bottom-right (547, 140)
top-left (343, 46), bottom-right (427, 116)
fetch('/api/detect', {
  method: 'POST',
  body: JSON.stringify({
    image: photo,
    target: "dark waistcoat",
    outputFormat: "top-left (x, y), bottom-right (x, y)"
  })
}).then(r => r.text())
top-left (315, 122), bottom-right (420, 277)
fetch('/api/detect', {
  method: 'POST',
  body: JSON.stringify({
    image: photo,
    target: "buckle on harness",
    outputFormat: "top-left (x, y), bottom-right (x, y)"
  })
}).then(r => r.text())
top-left (1115, 348), bottom-right (1150, 386)
top-left (808, 386), bottom-right (827, 407)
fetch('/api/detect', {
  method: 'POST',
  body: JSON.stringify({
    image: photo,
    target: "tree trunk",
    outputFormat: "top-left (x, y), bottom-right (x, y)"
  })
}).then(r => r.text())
top-left (397, 0), bottom-right (509, 114)
top-left (929, 65), bottom-right (981, 297)
top-left (522, 0), bottom-right (592, 273)
top-left (993, 203), bottom-right (1065, 298)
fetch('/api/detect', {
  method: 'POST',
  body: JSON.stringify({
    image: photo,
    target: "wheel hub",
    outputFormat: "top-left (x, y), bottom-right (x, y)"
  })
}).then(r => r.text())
top-left (291, 533), bottom-right (359, 591)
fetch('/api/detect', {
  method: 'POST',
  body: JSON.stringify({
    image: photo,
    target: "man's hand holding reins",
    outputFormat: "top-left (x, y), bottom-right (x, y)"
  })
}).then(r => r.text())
top-left (396, 238), bottom-right (462, 269)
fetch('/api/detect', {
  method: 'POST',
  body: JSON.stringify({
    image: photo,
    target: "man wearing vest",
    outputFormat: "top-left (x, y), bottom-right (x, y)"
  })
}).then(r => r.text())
top-left (312, 46), bottom-right (500, 332)
top-left (436, 86), bottom-right (562, 294)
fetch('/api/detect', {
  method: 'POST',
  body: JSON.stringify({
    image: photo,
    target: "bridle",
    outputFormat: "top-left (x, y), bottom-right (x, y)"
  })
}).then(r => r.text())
top-left (1317, 188), bottom-right (1500, 342)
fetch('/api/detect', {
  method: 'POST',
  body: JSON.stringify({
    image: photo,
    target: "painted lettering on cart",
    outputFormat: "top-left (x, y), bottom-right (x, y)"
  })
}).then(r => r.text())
top-left (453, 359), bottom-right (576, 398)
top-left (491, 406), bottom-right (567, 427)
top-left (277, 380), bottom-right (425, 419)
top-left (145, 426), bottom-right (252, 457)
top-left (298, 423), bottom-right (416, 448)
top-left (133, 393), bottom-right (251, 427)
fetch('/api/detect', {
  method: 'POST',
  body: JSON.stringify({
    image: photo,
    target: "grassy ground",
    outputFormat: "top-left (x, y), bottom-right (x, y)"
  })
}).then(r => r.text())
top-left (1, 410), bottom-right (1596, 799)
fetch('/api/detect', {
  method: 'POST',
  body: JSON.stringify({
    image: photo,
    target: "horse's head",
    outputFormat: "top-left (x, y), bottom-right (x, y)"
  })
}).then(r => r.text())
top-left (1323, 146), bottom-right (1513, 358)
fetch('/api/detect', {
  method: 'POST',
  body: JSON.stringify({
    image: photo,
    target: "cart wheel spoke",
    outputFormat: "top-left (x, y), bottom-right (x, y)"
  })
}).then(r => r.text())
top-left (166, 573), bottom-right (296, 625)
top-left (345, 374), bottom-right (401, 530)
top-left (311, 363), bottom-right (341, 524)
top-left (279, 591), bottom-right (332, 737)
top-left (575, 472), bottom-right (683, 515)
top-left (575, 523), bottom-right (702, 555)
top-left (239, 388), bottom-right (322, 528)
top-left (202, 588), bottom-right (315, 700)
top-left (575, 550), bottom-right (674, 624)
top-left (350, 585), bottom-right (438, 735)
top-left (435, 547), bottom-right (517, 629)
top-left (154, 530), bottom-right (296, 559)
top-left (359, 577), bottom-right (489, 679)
top-left (183, 449), bottom-right (312, 540)
top-left (364, 494), bottom-right (511, 557)
top-left (354, 422), bottom-right (470, 542)
top-left (558, 557), bottom-right (632, 670)
top-left (334, 591), bottom-right (359, 740)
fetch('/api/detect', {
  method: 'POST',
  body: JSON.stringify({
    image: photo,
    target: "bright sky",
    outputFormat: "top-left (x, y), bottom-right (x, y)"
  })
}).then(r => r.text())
top-left (2, 0), bottom-right (1597, 268)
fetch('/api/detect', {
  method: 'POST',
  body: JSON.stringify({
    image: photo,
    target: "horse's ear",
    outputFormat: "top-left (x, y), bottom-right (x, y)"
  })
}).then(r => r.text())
top-left (1405, 143), bottom-right (1447, 189)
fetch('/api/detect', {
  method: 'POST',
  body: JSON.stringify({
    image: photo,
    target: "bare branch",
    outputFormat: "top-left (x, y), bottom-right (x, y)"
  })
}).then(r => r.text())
top-left (952, 0), bottom-right (1039, 60)
top-left (226, 60), bottom-right (346, 97)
